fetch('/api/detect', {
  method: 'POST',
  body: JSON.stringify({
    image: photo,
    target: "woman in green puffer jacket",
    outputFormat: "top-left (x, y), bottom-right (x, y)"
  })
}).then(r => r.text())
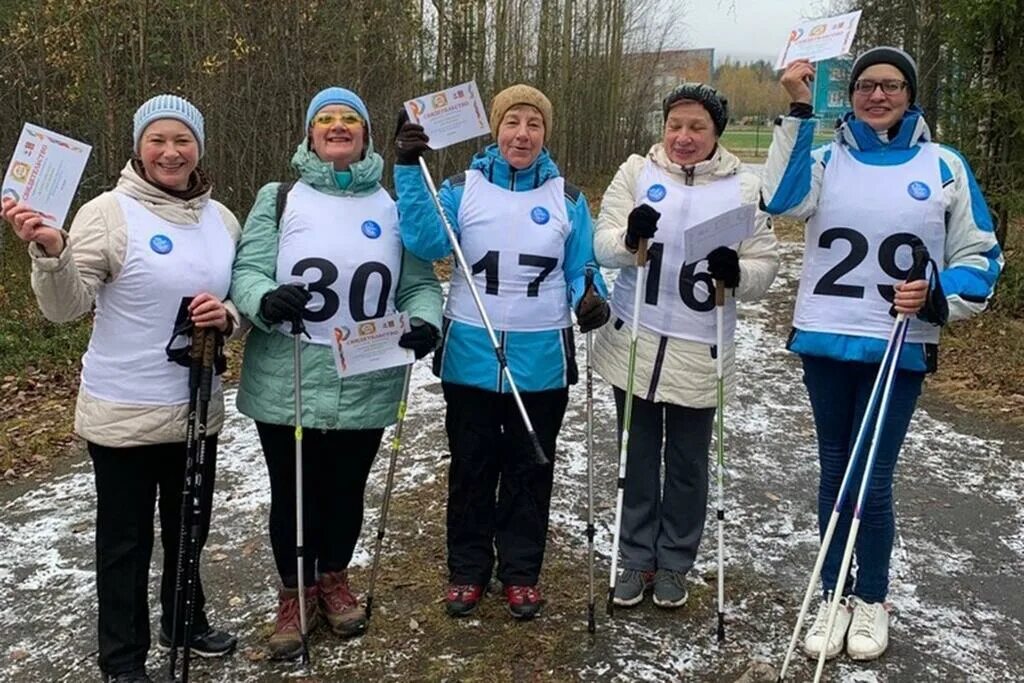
top-left (230, 87), bottom-right (442, 660)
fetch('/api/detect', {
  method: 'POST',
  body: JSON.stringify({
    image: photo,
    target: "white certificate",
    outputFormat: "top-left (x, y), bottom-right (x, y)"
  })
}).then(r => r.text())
top-left (404, 81), bottom-right (490, 150)
top-left (775, 10), bottom-right (862, 69)
top-left (683, 204), bottom-right (756, 264)
top-left (331, 311), bottom-right (414, 378)
top-left (2, 123), bottom-right (92, 229)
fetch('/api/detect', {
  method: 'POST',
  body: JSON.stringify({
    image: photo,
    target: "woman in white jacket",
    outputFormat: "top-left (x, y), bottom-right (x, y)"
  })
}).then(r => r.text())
top-left (1, 95), bottom-right (239, 683)
top-left (593, 83), bottom-right (778, 609)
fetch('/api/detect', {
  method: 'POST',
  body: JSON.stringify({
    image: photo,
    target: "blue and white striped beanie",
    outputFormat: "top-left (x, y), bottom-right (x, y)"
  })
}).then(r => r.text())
top-left (132, 94), bottom-right (205, 158)
top-left (304, 87), bottom-right (372, 137)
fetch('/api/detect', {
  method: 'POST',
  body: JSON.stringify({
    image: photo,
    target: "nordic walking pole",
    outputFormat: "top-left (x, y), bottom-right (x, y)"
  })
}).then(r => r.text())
top-left (417, 157), bottom-right (548, 466)
top-left (168, 325), bottom-right (204, 682)
top-left (366, 363), bottom-right (413, 624)
top-left (811, 242), bottom-right (930, 683)
top-left (714, 279), bottom-right (727, 644)
top-left (775, 315), bottom-right (903, 681)
top-left (586, 325), bottom-right (596, 634)
top-left (180, 328), bottom-right (218, 683)
top-left (607, 238), bottom-right (648, 617)
top-left (290, 315), bottom-right (311, 666)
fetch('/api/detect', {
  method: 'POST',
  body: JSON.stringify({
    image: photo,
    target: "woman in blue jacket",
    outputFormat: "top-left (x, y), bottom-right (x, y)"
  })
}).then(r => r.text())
top-left (393, 84), bottom-right (610, 620)
top-left (764, 47), bottom-right (1003, 663)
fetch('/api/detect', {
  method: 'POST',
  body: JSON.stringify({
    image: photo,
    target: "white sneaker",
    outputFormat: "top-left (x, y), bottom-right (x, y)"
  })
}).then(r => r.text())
top-left (846, 598), bottom-right (890, 660)
top-left (803, 596), bottom-right (853, 660)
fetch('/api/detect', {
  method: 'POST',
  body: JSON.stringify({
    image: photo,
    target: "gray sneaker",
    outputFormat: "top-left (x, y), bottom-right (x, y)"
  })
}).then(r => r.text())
top-left (653, 569), bottom-right (688, 608)
top-left (613, 569), bottom-right (655, 607)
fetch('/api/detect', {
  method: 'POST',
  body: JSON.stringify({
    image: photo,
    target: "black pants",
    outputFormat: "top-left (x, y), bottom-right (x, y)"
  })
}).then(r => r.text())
top-left (256, 422), bottom-right (383, 588)
top-left (89, 438), bottom-right (217, 676)
top-left (442, 382), bottom-right (569, 586)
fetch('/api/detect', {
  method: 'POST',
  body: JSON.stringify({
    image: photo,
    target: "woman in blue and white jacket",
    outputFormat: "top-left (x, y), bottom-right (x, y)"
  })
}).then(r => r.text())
top-left (393, 84), bottom-right (610, 620)
top-left (764, 47), bottom-right (1003, 663)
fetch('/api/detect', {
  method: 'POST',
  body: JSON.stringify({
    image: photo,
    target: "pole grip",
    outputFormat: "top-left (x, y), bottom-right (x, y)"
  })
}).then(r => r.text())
top-left (529, 431), bottom-right (550, 466)
top-left (715, 279), bottom-right (725, 307)
top-left (636, 238), bottom-right (648, 266)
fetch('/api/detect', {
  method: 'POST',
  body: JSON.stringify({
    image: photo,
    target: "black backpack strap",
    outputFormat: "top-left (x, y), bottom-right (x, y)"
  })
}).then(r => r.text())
top-left (275, 180), bottom-right (297, 228)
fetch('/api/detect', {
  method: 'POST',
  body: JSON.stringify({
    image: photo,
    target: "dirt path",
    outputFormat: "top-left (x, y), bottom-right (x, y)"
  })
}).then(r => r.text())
top-left (2, 244), bottom-right (1022, 682)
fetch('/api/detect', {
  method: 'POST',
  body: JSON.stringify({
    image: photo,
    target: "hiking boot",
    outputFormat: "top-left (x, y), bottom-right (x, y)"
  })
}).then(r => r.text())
top-left (445, 583), bottom-right (484, 617)
top-left (504, 584), bottom-right (543, 619)
top-left (268, 586), bottom-right (319, 661)
top-left (318, 570), bottom-right (367, 637)
top-left (652, 569), bottom-right (688, 608)
top-left (613, 569), bottom-right (655, 607)
top-left (103, 670), bottom-right (152, 683)
top-left (803, 596), bottom-right (853, 660)
top-left (846, 598), bottom-right (890, 660)
top-left (157, 626), bottom-right (238, 658)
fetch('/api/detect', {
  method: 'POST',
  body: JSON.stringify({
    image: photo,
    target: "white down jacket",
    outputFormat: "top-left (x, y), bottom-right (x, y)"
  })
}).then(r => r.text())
top-left (27, 161), bottom-right (242, 447)
top-left (592, 143), bottom-right (779, 408)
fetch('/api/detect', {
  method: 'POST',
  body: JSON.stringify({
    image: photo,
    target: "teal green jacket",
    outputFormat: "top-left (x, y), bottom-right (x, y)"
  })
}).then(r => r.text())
top-left (231, 141), bottom-right (443, 429)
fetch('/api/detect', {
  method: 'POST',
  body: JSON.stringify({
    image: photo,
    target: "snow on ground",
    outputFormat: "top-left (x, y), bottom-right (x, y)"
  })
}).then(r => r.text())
top-left (2, 244), bottom-right (1022, 681)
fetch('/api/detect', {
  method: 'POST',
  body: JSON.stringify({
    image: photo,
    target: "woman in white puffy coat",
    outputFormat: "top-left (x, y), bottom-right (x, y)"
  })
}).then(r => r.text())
top-left (593, 83), bottom-right (778, 609)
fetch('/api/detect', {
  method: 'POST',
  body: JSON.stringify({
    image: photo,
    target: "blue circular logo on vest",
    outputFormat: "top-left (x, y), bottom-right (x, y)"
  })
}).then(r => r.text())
top-left (907, 181), bottom-right (931, 201)
top-left (361, 220), bottom-right (382, 239)
top-left (646, 184), bottom-right (667, 202)
top-left (149, 234), bottom-right (173, 254)
top-left (531, 206), bottom-right (550, 225)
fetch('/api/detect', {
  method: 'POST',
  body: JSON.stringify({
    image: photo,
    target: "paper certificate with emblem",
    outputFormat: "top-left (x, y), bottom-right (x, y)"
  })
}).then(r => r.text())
top-left (331, 312), bottom-right (414, 378)
top-left (775, 10), bottom-right (862, 69)
top-left (683, 204), bottom-right (757, 265)
top-left (2, 123), bottom-right (92, 229)
top-left (404, 81), bottom-right (490, 150)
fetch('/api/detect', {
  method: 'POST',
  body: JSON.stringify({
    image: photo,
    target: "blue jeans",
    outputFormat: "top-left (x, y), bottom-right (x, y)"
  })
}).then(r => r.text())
top-left (801, 354), bottom-right (925, 603)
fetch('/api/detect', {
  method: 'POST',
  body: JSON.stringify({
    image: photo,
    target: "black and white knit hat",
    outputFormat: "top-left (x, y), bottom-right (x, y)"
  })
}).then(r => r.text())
top-left (849, 46), bottom-right (918, 104)
top-left (662, 83), bottom-right (729, 136)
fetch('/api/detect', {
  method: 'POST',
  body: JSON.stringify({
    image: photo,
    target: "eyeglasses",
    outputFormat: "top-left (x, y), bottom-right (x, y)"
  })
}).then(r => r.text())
top-left (853, 79), bottom-right (908, 95)
top-left (311, 112), bottom-right (364, 128)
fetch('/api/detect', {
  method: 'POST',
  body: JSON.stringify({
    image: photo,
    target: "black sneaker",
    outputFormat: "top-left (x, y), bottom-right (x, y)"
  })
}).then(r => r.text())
top-left (157, 626), bottom-right (238, 658)
top-left (103, 670), bottom-right (152, 683)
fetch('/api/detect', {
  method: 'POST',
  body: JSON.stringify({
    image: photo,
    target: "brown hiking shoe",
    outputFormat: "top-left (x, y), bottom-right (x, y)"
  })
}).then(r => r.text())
top-left (268, 586), bottom-right (318, 661)
top-left (318, 570), bottom-right (367, 637)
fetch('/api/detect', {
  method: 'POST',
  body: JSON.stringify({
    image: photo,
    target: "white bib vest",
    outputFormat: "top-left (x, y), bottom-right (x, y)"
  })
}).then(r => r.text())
top-left (610, 162), bottom-right (742, 345)
top-left (82, 193), bottom-right (234, 405)
top-left (794, 143), bottom-right (945, 344)
top-left (447, 170), bottom-right (571, 331)
top-left (275, 182), bottom-right (402, 346)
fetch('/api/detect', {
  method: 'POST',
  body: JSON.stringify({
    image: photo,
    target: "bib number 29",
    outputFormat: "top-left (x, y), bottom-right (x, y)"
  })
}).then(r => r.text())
top-left (291, 257), bottom-right (391, 322)
top-left (813, 228), bottom-right (922, 302)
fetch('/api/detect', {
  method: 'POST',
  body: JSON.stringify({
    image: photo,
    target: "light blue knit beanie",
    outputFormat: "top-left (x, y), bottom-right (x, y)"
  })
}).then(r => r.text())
top-left (132, 94), bottom-right (205, 158)
top-left (305, 87), bottom-right (371, 137)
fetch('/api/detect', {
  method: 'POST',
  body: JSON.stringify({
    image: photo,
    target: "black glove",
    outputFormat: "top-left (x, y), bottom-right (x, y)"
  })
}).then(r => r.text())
top-left (394, 110), bottom-right (431, 165)
top-left (917, 263), bottom-right (949, 326)
top-left (706, 246), bottom-right (741, 289)
top-left (259, 284), bottom-right (311, 326)
top-left (625, 204), bottom-right (660, 251)
top-left (398, 322), bottom-right (439, 359)
top-left (576, 270), bottom-right (610, 333)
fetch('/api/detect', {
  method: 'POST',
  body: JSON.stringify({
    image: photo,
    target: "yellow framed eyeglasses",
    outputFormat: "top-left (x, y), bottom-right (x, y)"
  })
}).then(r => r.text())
top-left (312, 112), bottom-right (364, 128)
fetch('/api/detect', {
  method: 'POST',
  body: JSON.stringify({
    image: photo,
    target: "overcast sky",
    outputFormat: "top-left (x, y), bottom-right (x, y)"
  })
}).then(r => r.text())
top-left (675, 0), bottom-right (830, 63)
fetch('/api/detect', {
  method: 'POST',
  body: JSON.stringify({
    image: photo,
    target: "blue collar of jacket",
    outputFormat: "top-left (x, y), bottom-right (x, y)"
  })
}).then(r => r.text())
top-left (468, 144), bottom-right (561, 190)
top-left (836, 106), bottom-right (931, 152)
top-left (290, 140), bottom-right (384, 196)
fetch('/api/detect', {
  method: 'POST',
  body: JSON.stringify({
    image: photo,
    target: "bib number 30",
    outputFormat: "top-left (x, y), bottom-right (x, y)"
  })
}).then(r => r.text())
top-left (813, 228), bottom-right (922, 302)
top-left (291, 257), bottom-right (391, 322)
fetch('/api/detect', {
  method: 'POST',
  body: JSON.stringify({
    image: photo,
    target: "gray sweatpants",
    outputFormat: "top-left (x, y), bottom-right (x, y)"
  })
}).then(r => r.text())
top-left (613, 387), bottom-right (716, 574)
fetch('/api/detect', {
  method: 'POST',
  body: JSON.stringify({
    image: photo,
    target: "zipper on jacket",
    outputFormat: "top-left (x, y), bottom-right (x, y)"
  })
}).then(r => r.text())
top-left (645, 336), bottom-right (669, 402)
top-left (685, 167), bottom-right (695, 186)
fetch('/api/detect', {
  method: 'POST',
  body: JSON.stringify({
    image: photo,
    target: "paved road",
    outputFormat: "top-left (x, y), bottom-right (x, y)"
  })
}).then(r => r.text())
top-left (2, 243), bottom-right (1022, 681)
